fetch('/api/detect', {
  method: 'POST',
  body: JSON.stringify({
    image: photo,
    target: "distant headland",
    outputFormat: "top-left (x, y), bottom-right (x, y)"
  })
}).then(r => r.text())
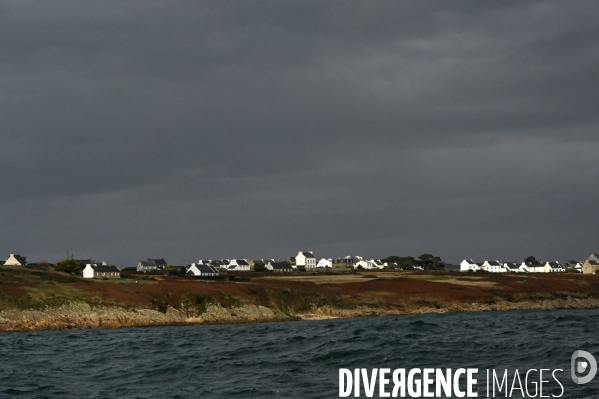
top-left (2, 258), bottom-right (599, 332)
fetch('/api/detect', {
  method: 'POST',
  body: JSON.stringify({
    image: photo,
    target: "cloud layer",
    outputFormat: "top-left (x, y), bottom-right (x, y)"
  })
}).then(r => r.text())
top-left (1, 1), bottom-right (598, 265)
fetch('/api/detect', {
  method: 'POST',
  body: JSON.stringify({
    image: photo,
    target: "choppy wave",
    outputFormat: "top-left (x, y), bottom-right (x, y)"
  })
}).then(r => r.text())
top-left (1, 309), bottom-right (598, 398)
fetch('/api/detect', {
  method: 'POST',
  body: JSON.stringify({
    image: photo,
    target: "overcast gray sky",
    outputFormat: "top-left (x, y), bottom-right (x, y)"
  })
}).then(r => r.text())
top-left (1, 1), bottom-right (598, 266)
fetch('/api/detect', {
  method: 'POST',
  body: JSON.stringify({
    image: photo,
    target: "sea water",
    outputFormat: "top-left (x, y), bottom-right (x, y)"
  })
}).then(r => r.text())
top-left (1, 309), bottom-right (598, 398)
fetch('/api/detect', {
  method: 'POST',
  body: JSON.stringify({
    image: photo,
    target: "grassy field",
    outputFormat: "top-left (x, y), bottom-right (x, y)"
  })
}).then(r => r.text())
top-left (2, 266), bottom-right (599, 316)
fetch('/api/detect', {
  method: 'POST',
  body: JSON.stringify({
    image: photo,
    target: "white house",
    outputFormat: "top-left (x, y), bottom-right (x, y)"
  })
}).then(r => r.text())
top-left (482, 260), bottom-right (504, 273)
top-left (520, 261), bottom-right (547, 273)
top-left (517, 262), bottom-right (532, 273)
top-left (4, 253), bottom-right (27, 266)
top-left (227, 259), bottom-right (251, 271)
top-left (502, 262), bottom-right (520, 272)
top-left (372, 260), bottom-right (385, 269)
top-left (187, 263), bottom-right (220, 277)
top-left (296, 251), bottom-right (317, 269)
top-left (460, 259), bottom-right (480, 271)
top-left (316, 258), bottom-right (332, 268)
top-left (354, 259), bottom-right (378, 269)
top-left (83, 264), bottom-right (120, 279)
top-left (564, 260), bottom-right (583, 272)
top-left (542, 261), bottom-right (565, 273)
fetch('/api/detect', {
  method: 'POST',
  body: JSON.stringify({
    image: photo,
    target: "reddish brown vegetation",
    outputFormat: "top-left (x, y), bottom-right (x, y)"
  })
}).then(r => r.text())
top-left (2, 268), bottom-right (599, 314)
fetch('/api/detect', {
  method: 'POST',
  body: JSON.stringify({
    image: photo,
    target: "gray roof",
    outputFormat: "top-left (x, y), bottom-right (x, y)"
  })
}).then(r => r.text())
top-left (194, 264), bottom-right (219, 274)
top-left (300, 252), bottom-right (315, 258)
top-left (272, 261), bottom-right (292, 269)
top-left (140, 260), bottom-right (157, 267)
top-left (10, 254), bottom-right (27, 264)
top-left (547, 262), bottom-right (563, 267)
top-left (91, 265), bottom-right (120, 273)
top-left (148, 258), bottom-right (168, 266)
top-left (236, 259), bottom-right (249, 266)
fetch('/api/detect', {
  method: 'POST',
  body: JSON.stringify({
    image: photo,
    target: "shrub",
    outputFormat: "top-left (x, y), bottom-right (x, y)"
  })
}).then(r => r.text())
top-left (254, 263), bottom-right (267, 272)
top-left (54, 259), bottom-right (82, 275)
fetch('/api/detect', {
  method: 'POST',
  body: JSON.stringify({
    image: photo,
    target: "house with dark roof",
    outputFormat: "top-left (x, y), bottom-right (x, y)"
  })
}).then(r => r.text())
top-left (4, 254), bottom-right (27, 266)
top-left (295, 251), bottom-right (316, 269)
top-left (137, 258), bottom-right (168, 273)
top-left (502, 262), bottom-right (520, 272)
top-left (542, 261), bottom-right (564, 273)
top-left (266, 261), bottom-right (293, 272)
top-left (186, 263), bottom-right (220, 277)
top-left (583, 260), bottom-right (599, 274)
top-left (149, 258), bottom-right (168, 267)
top-left (227, 259), bottom-right (250, 271)
top-left (460, 259), bottom-right (479, 271)
top-left (482, 260), bottom-right (504, 273)
top-left (83, 264), bottom-right (120, 278)
top-left (564, 260), bottom-right (583, 271)
top-left (137, 259), bottom-right (157, 272)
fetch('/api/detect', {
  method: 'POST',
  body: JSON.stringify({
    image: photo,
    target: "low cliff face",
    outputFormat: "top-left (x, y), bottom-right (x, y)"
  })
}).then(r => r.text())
top-left (0, 302), bottom-right (292, 332)
top-left (3, 296), bottom-right (599, 333)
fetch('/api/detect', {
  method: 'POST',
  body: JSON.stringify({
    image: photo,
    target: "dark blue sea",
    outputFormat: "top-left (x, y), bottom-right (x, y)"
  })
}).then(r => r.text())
top-left (1, 309), bottom-right (598, 398)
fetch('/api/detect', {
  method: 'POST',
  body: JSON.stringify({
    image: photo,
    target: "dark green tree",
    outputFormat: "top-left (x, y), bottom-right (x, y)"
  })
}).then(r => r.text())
top-left (54, 259), bottom-right (82, 274)
top-left (524, 256), bottom-right (539, 266)
top-left (417, 254), bottom-right (444, 270)
top-left (254, 263), bottom-right (267, 272)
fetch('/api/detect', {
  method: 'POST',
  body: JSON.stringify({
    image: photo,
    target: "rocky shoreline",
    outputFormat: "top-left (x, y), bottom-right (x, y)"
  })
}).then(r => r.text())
top-left (2, 296), bottom-right (599, 333)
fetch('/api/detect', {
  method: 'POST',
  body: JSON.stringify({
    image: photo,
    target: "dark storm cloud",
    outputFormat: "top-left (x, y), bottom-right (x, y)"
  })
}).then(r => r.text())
top-left (1, 1), bottom-right (598, 265)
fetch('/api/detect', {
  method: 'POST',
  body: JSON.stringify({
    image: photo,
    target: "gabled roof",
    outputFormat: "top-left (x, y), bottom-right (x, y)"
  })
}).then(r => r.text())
top-left (148, 258), bottom-right (167, 266)
top-left (7, 254), bottom-right (27, 264)
top-left (547, 262), bottom-right (562, 267)
top-left (299, 252), bottom-right (315, 258)
top-left (272, 262), bottom-right (293, 270)
top-left (236, 259), bottom-right (249, 266)
top-left (140, 260), bottom-right (157, 267)
top-left (193, 264), bottom-right (219, 274)
top-left (487, 261), bottom-right (501, 266)
top-left (89, 265), bottom-right (120, 273)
